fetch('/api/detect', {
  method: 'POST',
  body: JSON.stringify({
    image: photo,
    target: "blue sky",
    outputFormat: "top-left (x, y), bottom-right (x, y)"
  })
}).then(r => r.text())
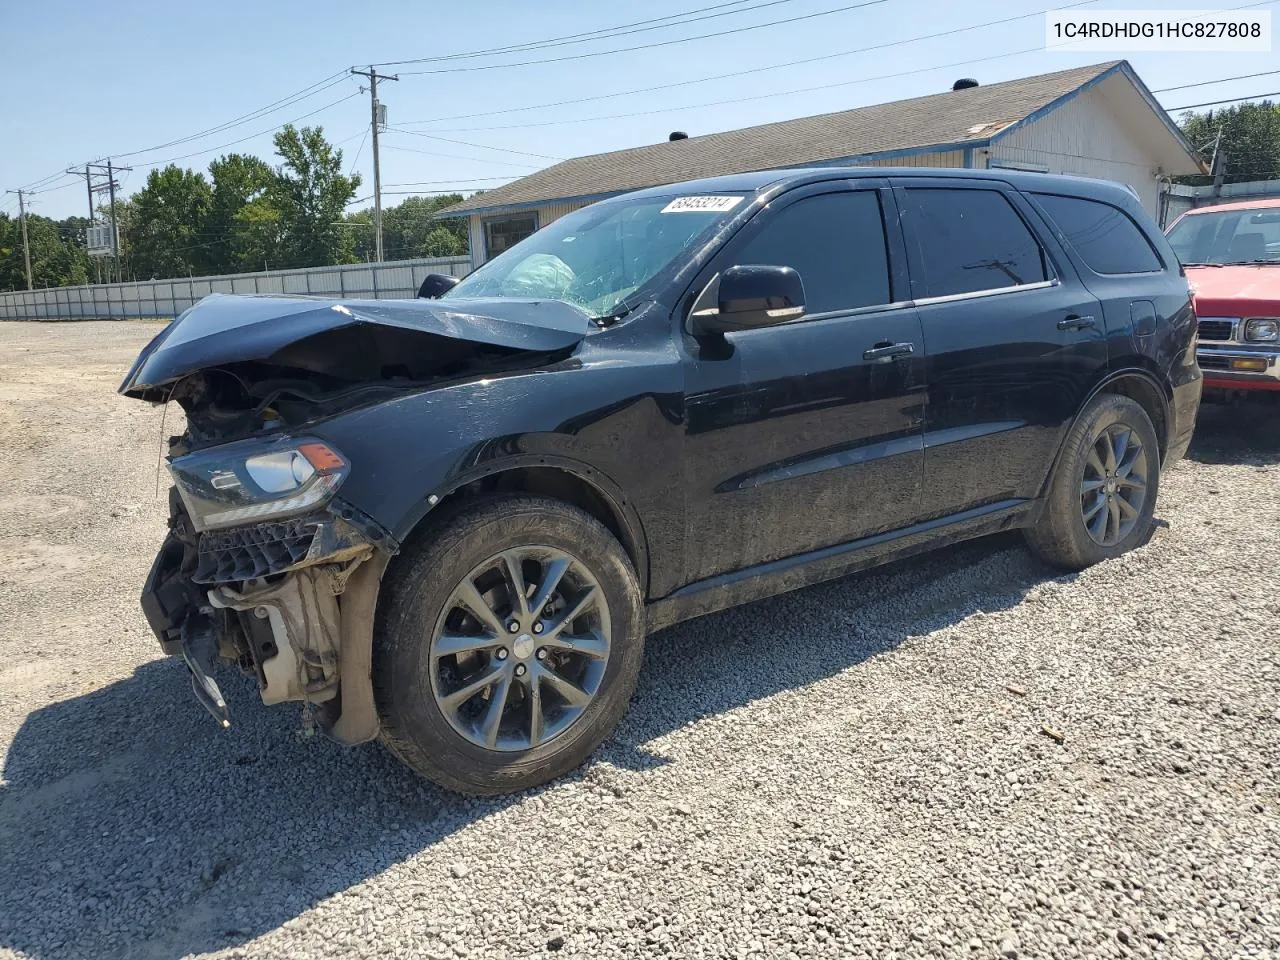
top-left (2, 0), bottom-right (1275, 220)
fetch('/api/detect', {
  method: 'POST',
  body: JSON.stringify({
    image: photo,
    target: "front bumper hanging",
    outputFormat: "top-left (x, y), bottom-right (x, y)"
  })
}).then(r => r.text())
top-left (140, 495), bottom-right (391, 736)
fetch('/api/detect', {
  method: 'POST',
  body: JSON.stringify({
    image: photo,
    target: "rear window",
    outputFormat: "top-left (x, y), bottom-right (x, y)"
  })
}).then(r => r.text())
top-left (1034, 193), bottom-right (1162, 274)
top-left (901, 188), bottom-right (1047, 298)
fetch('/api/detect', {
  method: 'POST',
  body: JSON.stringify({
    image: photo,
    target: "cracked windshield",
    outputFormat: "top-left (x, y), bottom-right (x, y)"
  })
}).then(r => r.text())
top-left (442, 194), bottom-right (745, 317)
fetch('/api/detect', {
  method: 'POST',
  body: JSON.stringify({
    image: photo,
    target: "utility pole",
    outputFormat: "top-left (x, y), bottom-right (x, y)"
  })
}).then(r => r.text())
top-left (107, 158), bottom-right (120, 282)
top-left (69, 161), bottom-right (130, 282)
top-left (1210, 128), bottom-right (1227, 200)
top-left (5, 189), bottom-right (33, 290)
top-left (351, 66), bottom-right (398, 262)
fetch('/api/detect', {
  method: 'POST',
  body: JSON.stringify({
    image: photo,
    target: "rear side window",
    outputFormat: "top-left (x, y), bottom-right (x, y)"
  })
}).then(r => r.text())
top-left (901, 188), bottom-right (1047, 297)
top-left (1034, 193), bottom-right (1162, 274)
top-left (734, 190), bottom-right (891, 313)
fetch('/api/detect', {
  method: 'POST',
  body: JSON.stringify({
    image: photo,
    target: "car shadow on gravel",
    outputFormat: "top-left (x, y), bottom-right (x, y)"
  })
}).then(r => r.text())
top-left (0, 534), bottom-right (1052, 959)
top-left (1186, 401), bottom-right (1280, 466)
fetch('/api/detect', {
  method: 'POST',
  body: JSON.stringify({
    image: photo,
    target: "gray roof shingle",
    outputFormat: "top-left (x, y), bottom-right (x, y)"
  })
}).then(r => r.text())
top-left (440, 61), bottom-right (1126, 216)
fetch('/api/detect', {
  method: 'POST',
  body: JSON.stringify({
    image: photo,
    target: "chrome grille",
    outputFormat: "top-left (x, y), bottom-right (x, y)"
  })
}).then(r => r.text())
top-left (1197, 319), bottom-right (1235, 342)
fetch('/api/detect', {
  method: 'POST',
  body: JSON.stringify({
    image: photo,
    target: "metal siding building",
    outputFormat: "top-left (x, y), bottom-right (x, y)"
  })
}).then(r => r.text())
top-left (985, 69), bottom-right (1188, 214)
top-left (441, 61), bottom-right (1202, 270)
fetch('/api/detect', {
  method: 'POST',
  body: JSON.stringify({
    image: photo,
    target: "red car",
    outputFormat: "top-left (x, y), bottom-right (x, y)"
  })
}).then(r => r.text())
top-left (1166, 198), bottom-right (1280, 397)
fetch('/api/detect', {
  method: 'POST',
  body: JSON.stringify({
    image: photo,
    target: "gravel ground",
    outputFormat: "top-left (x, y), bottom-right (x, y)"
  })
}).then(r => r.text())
top-left (0, 320), bottom-right (1277, 960)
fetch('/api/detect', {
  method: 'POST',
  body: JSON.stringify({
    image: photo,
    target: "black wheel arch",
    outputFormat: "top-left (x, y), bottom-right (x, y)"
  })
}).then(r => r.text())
top-left (327, 458), bottom-right (649, 749)
top-left (402, 455), bottom-right (650, 597)
top-left (1036, 365), bottom-right (1172, 504)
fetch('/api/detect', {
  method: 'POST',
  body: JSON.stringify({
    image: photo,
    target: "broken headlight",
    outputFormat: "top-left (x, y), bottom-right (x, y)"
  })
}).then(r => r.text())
top-left (168, 439), bottom-right (349, 532)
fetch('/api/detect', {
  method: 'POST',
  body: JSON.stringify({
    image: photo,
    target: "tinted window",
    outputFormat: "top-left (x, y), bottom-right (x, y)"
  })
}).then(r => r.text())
top-left (903, 188), bottom-right (1047, 297)
top-left (734, 191), bottom-right (891, 313)
top-left (1034, 193), bottom-right (1162, 274)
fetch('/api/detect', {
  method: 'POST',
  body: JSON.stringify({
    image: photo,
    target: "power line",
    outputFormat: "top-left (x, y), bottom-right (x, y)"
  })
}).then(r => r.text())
top-left (1168, 90), bottom-right (1280, 112)
top-left (419, 46), bottom-right (1065, 133)
top-left (378, 141), bottom-right (543, 169)
top-left (134, 92), bottom-right (362, 168)
top-left (383, 177), bottom-right (514, 186)
top-left (396, 0), bottom-right (891, 75)
top-left (348, 128), bottom-right (370, 176)
top-left (344, 190), bottom-right (486, 199)
top-left (397, 0), bottom-right (1270, 134)
top-left (397, 0), bottom-right (1099, 127)
top-left (384, 126), bottom-right (564, 161)
top-left (112, 72), bottom-right (352, 160)
top-left (373, 0), bottom-right (800, 67)
top-left (1153, 69), bottom-right (1280, 94)
top-left (13, 73), bottom-right (352, 195)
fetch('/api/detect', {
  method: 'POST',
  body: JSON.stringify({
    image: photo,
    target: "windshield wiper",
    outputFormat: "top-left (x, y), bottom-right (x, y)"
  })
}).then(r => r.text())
top-left (1222, 259), bottom-right (1279, 266)
top-left (1180, 262), bottom-right (1223, 267)
top-left (592, 301), bottom-right (632, 329)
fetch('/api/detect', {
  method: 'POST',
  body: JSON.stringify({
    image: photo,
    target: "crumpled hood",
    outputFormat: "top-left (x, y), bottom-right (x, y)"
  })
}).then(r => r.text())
top-left (118, 294), bottom-right (591, 397)
top-left (1185, 265), bottom-right (1280, 317)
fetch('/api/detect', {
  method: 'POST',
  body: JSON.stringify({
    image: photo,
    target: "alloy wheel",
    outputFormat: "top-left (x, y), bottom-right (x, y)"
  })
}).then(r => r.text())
top-left (1080, 423), bottom-right (1148, 547)
top-left (429, 546), bottom-right (611, 752)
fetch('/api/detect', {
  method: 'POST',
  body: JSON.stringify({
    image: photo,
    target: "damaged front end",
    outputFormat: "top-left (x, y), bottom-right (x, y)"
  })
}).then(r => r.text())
top-left (141, 467), bottom-right (391, 741)
top-left (126, 293), bottom-right (590, 741)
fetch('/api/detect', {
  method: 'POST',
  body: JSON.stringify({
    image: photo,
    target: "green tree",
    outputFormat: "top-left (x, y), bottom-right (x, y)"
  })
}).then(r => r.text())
top-left (0, 213), bottom-right (27, 290)
top-left (342, 207), bottom-right (375, 262)
top-left (343, 195), bottom-right (470, 263)
top-left (1178, 101), bottom-right (1280, 185)
top-left (127, 165), bottom-right (213, 278)
top-left (231, 199), bottom-right (285, 272)
top-left (270, 124), bottom-right (361, 268)
top-left (383, 194), bottom-right (468, 259)
top-left (0, 213), bottom-right (91, 290)
top-left (207, 153), bottom-right (276, 273)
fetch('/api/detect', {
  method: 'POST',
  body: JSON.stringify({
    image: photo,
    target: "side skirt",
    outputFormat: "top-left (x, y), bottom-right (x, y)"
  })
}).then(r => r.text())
top-left (645, 499), bottom-right (1033, 633)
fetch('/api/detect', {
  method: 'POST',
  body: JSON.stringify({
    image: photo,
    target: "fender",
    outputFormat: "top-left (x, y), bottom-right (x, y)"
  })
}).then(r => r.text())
top-left (1033, 365), bottom-right (1172, 505)
top-left (325, 455), bottom-right (649, 747)
top-left (412, 451), bottom-right (651, 594)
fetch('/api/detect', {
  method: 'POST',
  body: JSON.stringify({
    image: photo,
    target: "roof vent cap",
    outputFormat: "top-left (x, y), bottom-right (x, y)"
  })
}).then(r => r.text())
top-left (952, 78), bottom-right (979, 91)
top-left (669, 131), bottom-right (689, 141)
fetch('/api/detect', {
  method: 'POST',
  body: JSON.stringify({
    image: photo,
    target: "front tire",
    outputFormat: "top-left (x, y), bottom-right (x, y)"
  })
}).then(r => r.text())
top-left (372, 495), bottom-right (644, 795)
top-left (1025, 393), bottom-right (1161, 570)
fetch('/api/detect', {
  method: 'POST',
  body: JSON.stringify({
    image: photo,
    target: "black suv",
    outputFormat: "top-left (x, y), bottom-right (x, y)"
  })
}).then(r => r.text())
top-left (122, 168), bottom-right (1201, 794)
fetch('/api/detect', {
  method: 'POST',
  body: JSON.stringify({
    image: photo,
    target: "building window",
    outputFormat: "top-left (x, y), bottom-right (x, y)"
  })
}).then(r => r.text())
top-left (484, 214), bottom-right (538, 259)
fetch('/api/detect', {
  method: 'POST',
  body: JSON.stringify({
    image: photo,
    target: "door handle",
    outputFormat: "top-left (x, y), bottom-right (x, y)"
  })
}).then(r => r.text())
top-left (863, 342), bottom-right (915, 362)
top-left (1057, 314), bottom-right (1097, 331)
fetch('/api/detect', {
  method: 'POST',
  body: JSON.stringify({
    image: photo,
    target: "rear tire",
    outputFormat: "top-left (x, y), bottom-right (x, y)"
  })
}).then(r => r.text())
top-left (1025, 394), bottom-right (1161, 570)
top-left (373, 494), bottom-right (644, 795)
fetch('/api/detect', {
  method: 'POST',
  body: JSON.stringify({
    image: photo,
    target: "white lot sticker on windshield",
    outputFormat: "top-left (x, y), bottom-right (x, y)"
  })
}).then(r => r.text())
top-left (660, 195), bottom-right (744, 214)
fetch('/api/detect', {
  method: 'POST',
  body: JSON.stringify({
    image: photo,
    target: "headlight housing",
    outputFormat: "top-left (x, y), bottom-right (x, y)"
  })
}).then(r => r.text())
top-left (169, 439), bottom-right (349, 532)
top-left (1244, 318), bottom-right (1279, 342)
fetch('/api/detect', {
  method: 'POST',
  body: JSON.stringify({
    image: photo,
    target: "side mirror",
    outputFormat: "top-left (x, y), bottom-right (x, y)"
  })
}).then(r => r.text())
top-left (417, 273), bottom-right (460, 299)
top-left (689, 264), bottom-right (806, 336)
